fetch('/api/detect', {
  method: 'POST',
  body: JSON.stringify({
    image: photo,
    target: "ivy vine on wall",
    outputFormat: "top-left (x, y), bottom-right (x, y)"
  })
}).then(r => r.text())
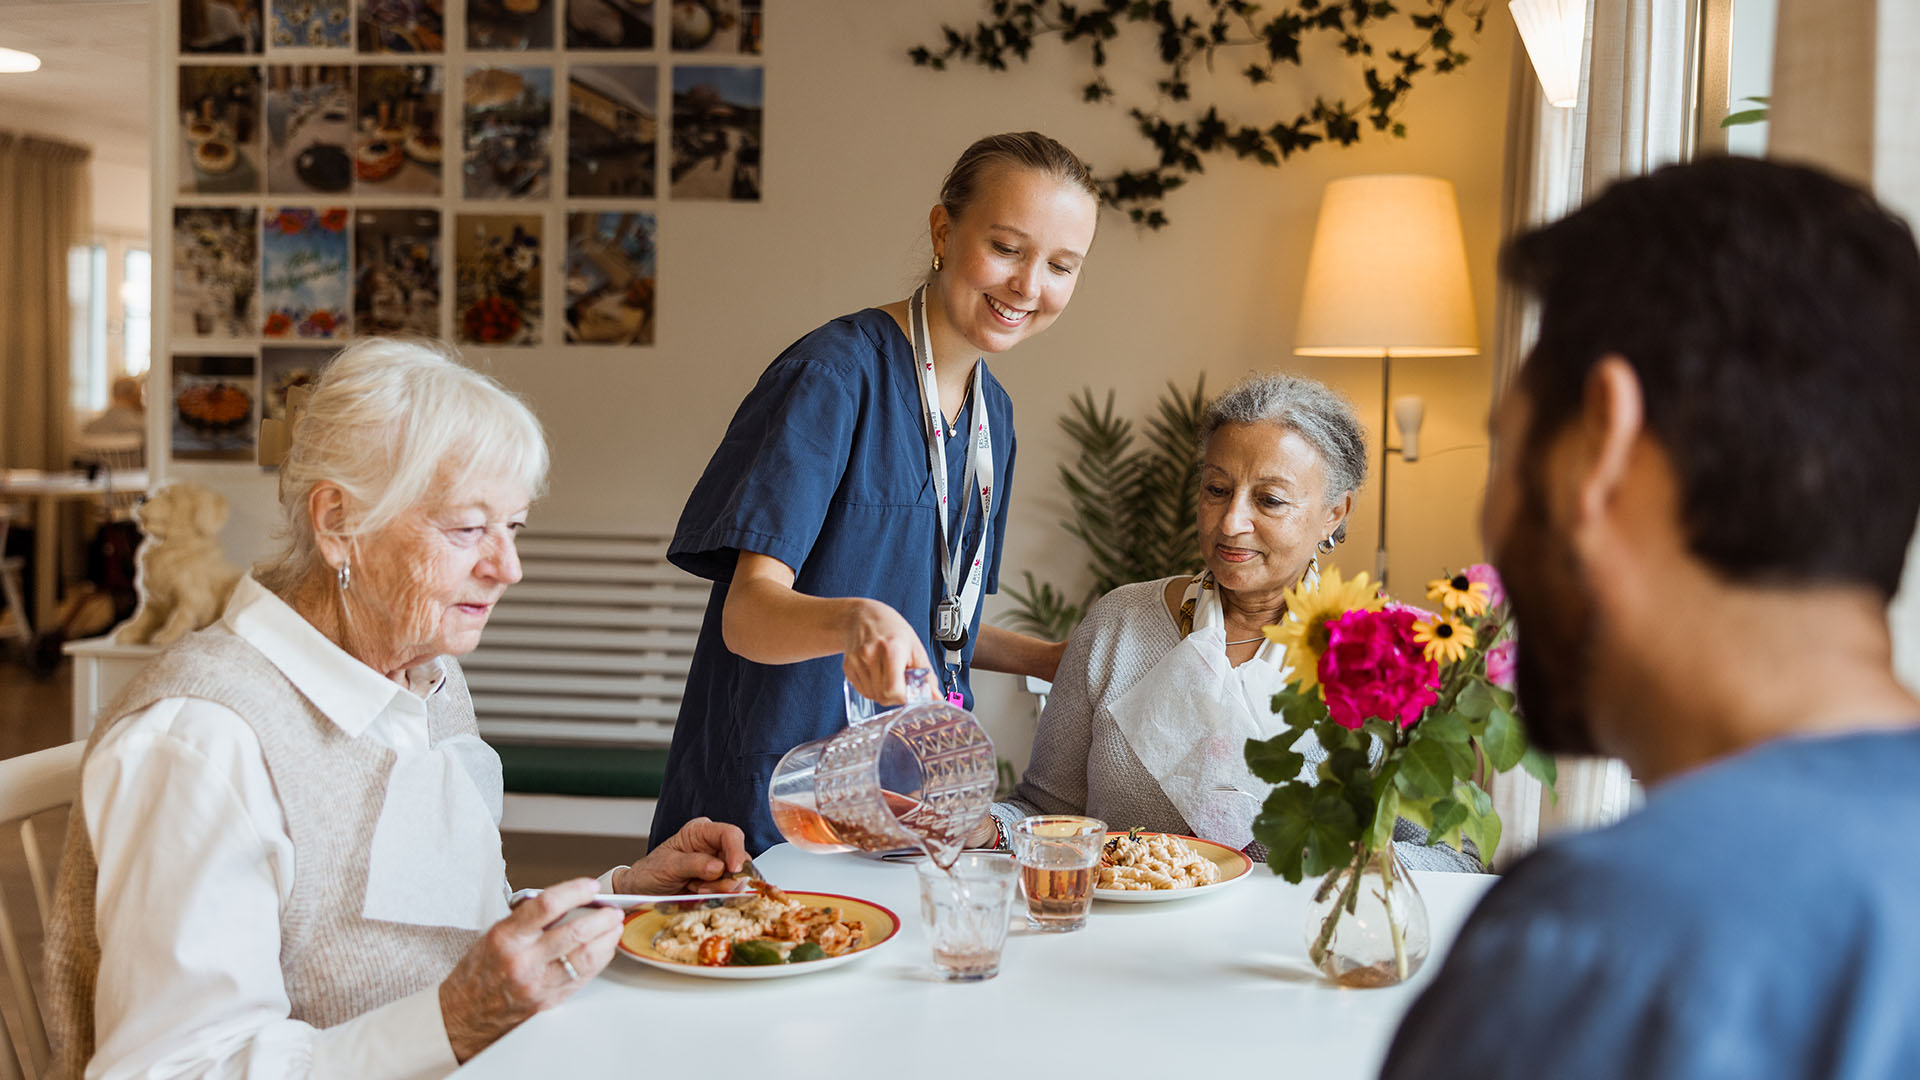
top-left (910, 0), bottom-right (1488, 227)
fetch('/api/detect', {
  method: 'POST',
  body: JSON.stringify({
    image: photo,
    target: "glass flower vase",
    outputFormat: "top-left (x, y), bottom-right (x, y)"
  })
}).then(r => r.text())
top-left (1303, 841), bottom-right (1431, 988)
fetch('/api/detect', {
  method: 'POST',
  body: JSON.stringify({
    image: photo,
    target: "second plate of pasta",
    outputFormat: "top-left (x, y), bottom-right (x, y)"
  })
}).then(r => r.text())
top-left (1093, 831), bottom-right (1255, 904)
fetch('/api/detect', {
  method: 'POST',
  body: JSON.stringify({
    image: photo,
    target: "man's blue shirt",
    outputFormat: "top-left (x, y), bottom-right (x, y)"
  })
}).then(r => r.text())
top-left (1384, 729), bottom-right (1920, 1079)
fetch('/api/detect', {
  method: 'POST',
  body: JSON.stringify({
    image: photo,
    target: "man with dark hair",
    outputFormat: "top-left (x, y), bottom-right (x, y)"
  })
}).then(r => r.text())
top-left (1381, 156), bottom-right (1920, 1078)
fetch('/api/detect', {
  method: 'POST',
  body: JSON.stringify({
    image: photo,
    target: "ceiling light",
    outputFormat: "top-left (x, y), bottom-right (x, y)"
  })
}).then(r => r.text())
top-left (0, 47), bottom-right (42, 74)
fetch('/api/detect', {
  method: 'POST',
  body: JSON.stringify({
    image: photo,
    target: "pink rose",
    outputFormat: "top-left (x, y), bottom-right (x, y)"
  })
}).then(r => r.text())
top-left (1465, 563), bottom-right (1506, 610)
top-left (1484, 640), bottom-right (1517, 689)
top-left (1318, 608), bottom-right (1440, 730)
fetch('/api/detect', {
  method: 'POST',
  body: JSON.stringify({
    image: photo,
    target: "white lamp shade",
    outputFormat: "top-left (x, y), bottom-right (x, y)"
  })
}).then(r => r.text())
top-left (1510, 0), bottom-right (1583, 108)
top-left (1294, 174), bottom-right (1479, 359)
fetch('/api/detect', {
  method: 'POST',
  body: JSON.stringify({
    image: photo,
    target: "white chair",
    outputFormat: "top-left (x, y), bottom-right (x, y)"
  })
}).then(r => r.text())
top-left (0, 507), bottom-right (31, 646)
top-left (72, 433), bottom-right (144, 525)
top-left (0, 742), bottom-right (84, 1080)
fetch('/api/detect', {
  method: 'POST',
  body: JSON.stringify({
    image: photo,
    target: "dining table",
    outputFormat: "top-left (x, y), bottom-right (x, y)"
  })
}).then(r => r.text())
top-left (0, 468), bottom-right (149, 629)
top-left (458, 843), bottom-right (1496, 1078)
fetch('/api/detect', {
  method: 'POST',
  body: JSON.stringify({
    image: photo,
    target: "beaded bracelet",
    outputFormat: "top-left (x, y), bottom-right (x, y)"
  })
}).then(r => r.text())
top-left (986, 814), bottom-right (1009, 851)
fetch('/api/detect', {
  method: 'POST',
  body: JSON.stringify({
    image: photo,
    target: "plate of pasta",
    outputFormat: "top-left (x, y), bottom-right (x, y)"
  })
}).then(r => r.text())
top-left (618, 881), bottom-right (900, 980)
top-left (1093, 830), bottom-right (1254, 904)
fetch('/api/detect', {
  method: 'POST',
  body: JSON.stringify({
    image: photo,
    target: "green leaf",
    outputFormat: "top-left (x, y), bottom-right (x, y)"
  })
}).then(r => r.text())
top-left (1365, 785), bottom-right (1399, 851)
top-left (1439, 732), bottom-right (1478, 779)
top-left (1245, 733), bottom-right (1307, 784)
top-left (1482, 705), bottom-right (1527, 772)
top-left (1360, 717), bottom-right (1400, 748)
top-left (1271, 686), bottom-right (1329, 726)
top-left (1455, 679), bottom-right (1495, 721)
top-left (1720, 108), bottom-right (1769, 128)
top-left (1418, 709), bottom-right (1471, 745)
top-left (1251, 784), bottom-right (1361, 883)
top-left (1520, 744), bottom-right (1558, 796)
top-left (1303, 788), bottom-right (1362, 877)
top-left (1392, 737), bottom-right (1454, 800)
top-left (1323, 747), bottom-right (1373, 789)
top-left (1457, 779), bottom-right (1500, 860)
top-left (1314, 718), bottom-right (1363, 756)
top-left (1425, 796), bottom-right (1468, 848)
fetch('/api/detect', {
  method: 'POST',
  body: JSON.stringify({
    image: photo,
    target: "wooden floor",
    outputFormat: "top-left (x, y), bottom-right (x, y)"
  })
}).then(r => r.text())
top-left (0, 650), bottom-right (631, 1077)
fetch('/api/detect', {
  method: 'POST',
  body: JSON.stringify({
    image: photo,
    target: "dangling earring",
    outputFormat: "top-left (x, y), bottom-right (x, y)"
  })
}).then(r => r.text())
top-left (337, 557), bottom-right (351, 592)
top-left (931, 253), bottom-right (943, 273)
top-left (1316, 535), bottom-right (1336, 555)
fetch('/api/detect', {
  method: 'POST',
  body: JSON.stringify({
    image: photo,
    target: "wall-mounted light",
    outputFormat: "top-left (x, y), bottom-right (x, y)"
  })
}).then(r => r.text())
top-left (1509, 0), bottom-right (1582, 108)
top-left (0, 47), bottom-right (42, 74)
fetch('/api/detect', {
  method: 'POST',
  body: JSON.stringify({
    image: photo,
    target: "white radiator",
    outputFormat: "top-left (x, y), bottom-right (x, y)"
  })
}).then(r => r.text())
top-left (464, 533), bottom-right (708, 747)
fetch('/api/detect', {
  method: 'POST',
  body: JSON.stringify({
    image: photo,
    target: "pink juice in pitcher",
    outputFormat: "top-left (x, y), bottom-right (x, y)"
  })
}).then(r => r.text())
top-left (768, 674), bottom-right (994, 869)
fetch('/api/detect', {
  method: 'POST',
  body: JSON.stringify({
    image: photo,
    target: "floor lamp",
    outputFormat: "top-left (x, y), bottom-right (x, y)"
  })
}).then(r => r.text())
top-left (1293, 174), bottom-right (1479, 589)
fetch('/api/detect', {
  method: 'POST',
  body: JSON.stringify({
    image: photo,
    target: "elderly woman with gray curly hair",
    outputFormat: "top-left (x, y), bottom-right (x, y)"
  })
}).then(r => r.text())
top-left (980, 372), bottom-right (1481, 873)
top-left (44, 339), bottom-right (751, 1080)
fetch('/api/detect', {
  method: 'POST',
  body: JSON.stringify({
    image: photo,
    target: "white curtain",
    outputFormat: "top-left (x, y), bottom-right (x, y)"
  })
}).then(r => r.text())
top-left (1485, 0), bottom-right (1694, 869)
top-left (1764, 0), bottom-right (1920, 697)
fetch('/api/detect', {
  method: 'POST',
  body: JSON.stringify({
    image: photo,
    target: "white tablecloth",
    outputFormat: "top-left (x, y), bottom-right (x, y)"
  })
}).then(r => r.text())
top-left (459, 844), bottom-right (1495, 1077)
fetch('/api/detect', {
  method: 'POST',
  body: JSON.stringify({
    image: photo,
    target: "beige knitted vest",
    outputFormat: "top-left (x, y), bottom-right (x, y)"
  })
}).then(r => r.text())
top-left (43, 630), bottom-right (491, 1080)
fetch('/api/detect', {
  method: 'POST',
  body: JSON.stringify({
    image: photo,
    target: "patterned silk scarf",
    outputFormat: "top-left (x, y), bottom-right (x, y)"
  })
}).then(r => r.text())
top-left (1173, 562), bottom-right (1319, 650)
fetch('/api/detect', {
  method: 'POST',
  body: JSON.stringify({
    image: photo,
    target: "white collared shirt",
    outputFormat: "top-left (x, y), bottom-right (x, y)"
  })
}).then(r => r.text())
top-left (83, 576), bottom-right (494, 1080)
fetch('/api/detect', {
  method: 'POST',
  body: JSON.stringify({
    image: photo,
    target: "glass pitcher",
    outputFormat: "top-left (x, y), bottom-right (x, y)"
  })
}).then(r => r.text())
top-left (768, 669), bottom-right (996, 867)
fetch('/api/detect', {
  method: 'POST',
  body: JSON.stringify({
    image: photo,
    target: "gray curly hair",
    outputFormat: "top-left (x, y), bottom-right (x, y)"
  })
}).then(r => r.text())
top-left (1199, 373), bottom-right (1368, 544)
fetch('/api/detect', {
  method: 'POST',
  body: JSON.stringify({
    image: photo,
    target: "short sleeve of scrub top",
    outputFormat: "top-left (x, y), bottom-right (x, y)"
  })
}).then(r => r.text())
top-left (653, 308), bottom-right (1017, 853)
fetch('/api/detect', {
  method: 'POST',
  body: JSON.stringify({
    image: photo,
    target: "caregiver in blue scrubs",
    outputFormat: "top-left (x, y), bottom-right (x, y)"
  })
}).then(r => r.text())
top-left (653, 132), bottom-right (1103, 854)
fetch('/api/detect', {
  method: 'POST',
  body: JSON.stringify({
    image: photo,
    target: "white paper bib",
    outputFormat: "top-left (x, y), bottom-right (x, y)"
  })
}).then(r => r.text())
top-left (361, 732), bottom-right (510, 931)
top-left (1109, 621), bottom-right (1297, 850)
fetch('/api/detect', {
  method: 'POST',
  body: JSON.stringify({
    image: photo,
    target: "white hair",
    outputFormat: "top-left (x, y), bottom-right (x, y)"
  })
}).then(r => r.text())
top-left (255, 337), bottom-right (549, 591)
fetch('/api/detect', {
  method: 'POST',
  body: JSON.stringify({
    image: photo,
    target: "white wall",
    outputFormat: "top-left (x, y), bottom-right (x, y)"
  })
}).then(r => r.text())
top-left (157, 0), bottom-right (1515, 766)
top-left (92, 154), bottom-right (151, 237)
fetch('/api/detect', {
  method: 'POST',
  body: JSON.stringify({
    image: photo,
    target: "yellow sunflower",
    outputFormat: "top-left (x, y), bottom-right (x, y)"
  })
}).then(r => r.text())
top-left (1413, 615), bottom-right (1473, 665)
top-left (1426, 572), bottom-right (1491, 617)
top-left (1263, 567), bottom-right (1384, 693)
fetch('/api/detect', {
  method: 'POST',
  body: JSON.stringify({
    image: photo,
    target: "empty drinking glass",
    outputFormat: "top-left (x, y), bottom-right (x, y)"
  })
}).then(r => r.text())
top-left (916, 853), bottom-right (1018, 982)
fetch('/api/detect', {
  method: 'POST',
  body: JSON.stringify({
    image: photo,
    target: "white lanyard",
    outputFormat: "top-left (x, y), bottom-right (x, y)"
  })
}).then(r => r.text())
top-left (909, 285), bottom-right (994, 672)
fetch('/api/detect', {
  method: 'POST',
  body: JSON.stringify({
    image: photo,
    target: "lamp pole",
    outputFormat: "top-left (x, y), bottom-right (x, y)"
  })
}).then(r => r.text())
top-left (1377, 353), bottom-right (1392, 589)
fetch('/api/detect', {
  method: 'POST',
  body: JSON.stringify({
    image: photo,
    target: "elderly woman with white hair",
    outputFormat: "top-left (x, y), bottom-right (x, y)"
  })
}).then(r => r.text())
top-left (44, 339), bottom-right (750, 1079)
top-left (980, 373), bottom-right (1481, 872)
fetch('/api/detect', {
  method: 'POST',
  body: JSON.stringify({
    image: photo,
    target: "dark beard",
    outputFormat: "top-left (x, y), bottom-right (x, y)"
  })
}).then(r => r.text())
top-left (1498, 455), bottom-right (1603, 757)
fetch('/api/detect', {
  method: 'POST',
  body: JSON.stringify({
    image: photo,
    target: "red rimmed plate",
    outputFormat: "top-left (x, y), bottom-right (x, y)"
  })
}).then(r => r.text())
top-left (1094, 832), bottom-right (1256, 904)
top-left (617, 891), bottom-right (900, 980)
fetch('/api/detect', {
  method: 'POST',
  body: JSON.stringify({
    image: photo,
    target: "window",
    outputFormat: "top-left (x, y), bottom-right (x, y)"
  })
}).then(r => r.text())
top-left (69, 244), bottom-right (106, 413)
top-left (67, 233), bottom-right (151, 414)
top-left (123, 248), bottom-right (152, 377)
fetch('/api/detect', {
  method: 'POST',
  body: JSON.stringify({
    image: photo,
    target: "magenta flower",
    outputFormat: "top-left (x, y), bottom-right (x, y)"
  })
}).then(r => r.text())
top-left (1465, 563), bottom-right (1506, 610)
top-left (1317, 608), bottom-right (1440, 730)
top-left (1484, 639), bottom-right (1517, 689)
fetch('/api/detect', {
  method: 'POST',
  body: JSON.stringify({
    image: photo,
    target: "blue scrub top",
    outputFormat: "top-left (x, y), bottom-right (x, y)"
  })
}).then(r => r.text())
top-left (1382, 729), bottom-right (1920, 1079)
top-left (651, 307), bottom-right (1017, 854)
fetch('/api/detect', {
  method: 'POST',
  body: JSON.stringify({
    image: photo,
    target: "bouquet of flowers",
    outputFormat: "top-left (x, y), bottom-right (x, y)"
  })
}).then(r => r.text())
top-left (1245, 564), bottom-right (1555, 984)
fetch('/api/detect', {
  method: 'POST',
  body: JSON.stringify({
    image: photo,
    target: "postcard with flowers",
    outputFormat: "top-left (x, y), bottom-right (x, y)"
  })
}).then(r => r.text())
top-left (261, 206), bottom-right (351, 339)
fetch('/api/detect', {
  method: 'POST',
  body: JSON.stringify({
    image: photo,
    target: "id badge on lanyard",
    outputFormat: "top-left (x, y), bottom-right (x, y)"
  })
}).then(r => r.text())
top-left (909, 285), bottom-right (994, 705)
